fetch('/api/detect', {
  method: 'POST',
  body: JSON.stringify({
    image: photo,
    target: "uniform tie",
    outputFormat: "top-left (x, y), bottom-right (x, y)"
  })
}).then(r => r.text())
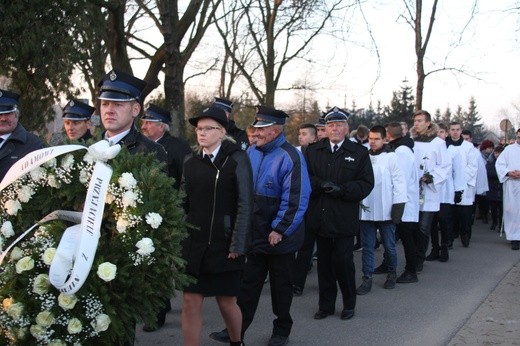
top-left (333, 144), bottom-right (338, 153)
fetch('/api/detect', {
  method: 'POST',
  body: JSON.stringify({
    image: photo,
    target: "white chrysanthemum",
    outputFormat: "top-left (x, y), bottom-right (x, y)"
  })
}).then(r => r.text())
top-left (83, 152), bottom-right (95, 164)
top-left (136, 238), bottom-right (155, 256)
top-left (61, 154), bottom-right (75, 170)
top-left (47, 174), bottom-right (60, 188)
top-left (145, 212), bottom-right (163, 229)
top-left (118, 172), bottom-right (137, 189)
top-left (5, 199), bottom-right (22, 216)
top-left (17, 185), bottom-right (34, 203)
top-left (29, 166), bottom-right (47, 181)
top-left (121, 191), bottom-right (138, 208)
top-left (1, 221), bottom-right (15, 238)
top-left (116, 217), bottom-right (129, 233)
top-left (79, 169), bottom-right (90, 184)
top-left (44, 157), bottom-right (57, 168)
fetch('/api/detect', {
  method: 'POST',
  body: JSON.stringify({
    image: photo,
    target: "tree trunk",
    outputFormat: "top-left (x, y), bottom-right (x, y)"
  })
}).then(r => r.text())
top-left (105, 0), bottom-right (132, 73)
top-left (164, 52), bottom-right (186, 139)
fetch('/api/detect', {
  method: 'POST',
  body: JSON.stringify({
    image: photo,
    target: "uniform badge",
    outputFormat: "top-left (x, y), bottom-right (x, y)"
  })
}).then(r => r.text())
top-left (70, 100), bottom-right (75, 107)
top-left (109, 71), bottom-right (117, 81)
top-left (345, 156), bottom-right (355, 162)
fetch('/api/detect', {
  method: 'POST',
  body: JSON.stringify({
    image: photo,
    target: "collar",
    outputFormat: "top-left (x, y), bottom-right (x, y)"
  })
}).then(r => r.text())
top-left (330, 139), bottom-right (345, 151)
top-left (203, 144), bottom-right (221, 162)
top-left (105, 128), bottom-right (131, 145)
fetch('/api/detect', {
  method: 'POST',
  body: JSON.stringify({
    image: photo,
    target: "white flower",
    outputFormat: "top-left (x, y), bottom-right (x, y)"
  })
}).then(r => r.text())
top-left (44, 157), bottom-right (57, 168)
top-left (61, 154), bottom-right (75, 170)
top-left (67, 318), bottom-right (83, 334)
top-left (36, 311), bottom-right (55, 327)
top-left (79, 169), bottom-right (90, 184)
top-left (2, 297), bottom-right (13, 310)
top-left (15, 256), bottom-right (34, 273)
top-left (116, 217), bottom-right (129, 233)
top-left (1, 220), bottom-right (14, 238)
top-left (29, 166), bottom-right (47, 181)
top-left (136, 238), bottom-right (155, 256)
top-left (42, 247), bottom-right (56, 265)
top-left (58, 293), bottom-right (78, 310)
top-left (118, 172), bottom-right (137, 189)
top-left (33, 274), bottom-right (50, 295)
top-left (91, 313), bottom-right (111, 332)
top-left (105, 193), bottom-right (115, 205)
top-left (30, 324), bottom-right (46, 340)
top-left (145, 212), bottom-right (163, 229)
top-left (5, 199), bottom-right (22, 216)
top-left (122, 190), bottom-right (138, 208)
top-left (48, 340), bottom-right (66, 346)
top-left (17, 185), bottom-right (34, 203)
top-left (10, 246), bottom-right (23, 261)
top-left (16, 327), bottom-right (28, 340)
top-left (6, 302), bottom-right (24, 320)
top-left (47, 174), bottom-right (60, 188)
top-left (83, 152), bottom-right (95, 164)
top-left (97, 262), bottom-right (117, 282)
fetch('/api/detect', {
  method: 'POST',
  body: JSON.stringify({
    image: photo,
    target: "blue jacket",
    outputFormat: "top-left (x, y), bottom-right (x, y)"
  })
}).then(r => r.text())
top-left (247, 133), bottom-right (310, 254)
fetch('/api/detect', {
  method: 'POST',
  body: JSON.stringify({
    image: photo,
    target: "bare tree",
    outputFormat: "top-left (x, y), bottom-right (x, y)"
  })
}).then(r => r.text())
top-left (399, 0), bottom-right (478, 110)
top-left (214, 0), bottom-right (352, 107)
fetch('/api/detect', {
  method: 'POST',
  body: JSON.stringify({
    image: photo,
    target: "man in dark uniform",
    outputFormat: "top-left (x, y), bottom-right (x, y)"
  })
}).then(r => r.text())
top-left (62, 99), bottom-right (95, 141)
top-left (0, 89), bottom-right (45, 182)
top-left (213, 97), bottom-right (249, 150)
top-left (304, 107), bottom-right (374, 321)
top-left (141, 104), bottom-right (191, 190)
top-left (98, 69), bottom-right (166, 163)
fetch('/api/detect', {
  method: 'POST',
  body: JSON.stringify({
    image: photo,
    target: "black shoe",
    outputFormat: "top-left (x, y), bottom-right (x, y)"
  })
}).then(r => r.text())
top-left (373, 263), bottom-right (389, 274)
top-left (439, 247), bottom-right (449, 262)
top-left (268, 334), bottom-right (289, 346)
top-left (314, 310), bottom-right (334, 320)
top-left (490, 223), bottom-right (497, 231)
top-left (396, 270), bottom-right (418, 283)
top-left (512, 241), bottom-right (520, 251)
top-left (416, 262), bottom-right (423, 274)
top-left (209, 329), bottom-right (230, 343)
top-left (356, 276), bottom-right (372, 295)
top-left (425, 249), bottom-right (440, 261)
top-left (384, 271), bottom-right (397, 289)
top-left (461, 234), bottom-right (470, 248)
top-left (340, 309), bottom-right (355, 320)
top-left (292, 285), bottom-right (303, 297)
top-left (447, 240), bottom-right (454, 250)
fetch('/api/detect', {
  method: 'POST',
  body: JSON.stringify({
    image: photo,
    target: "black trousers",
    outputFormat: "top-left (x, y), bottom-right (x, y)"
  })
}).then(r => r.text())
top-left (454, 205), bottom-right (474, 239)
top-left (292, 226), bottom-right (316, 292)
top-left (238, 252), bottom-right (295, 338)
top-left (396, 221), bottom-right (419, 274)
top-left (430, 203), bottom-right (453, 250)
top-left (489, 200), bottom-right (503, 226)
top-left (415, 211), bottom-right (435, 265)
top-left (316, 235), bottom-right (356, 312)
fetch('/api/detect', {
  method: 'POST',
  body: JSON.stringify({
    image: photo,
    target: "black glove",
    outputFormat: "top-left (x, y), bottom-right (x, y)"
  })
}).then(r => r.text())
top-left (391, 203), bottom-right (405, 224)
top-left (454, 191), bottom-right (463, 204)
top-left (321, 181), bottom-right (340, 193)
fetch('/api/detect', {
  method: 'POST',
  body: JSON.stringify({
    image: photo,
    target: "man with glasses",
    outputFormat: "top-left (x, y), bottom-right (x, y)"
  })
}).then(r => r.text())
top-left (304, 107), bottom-right (374, 321)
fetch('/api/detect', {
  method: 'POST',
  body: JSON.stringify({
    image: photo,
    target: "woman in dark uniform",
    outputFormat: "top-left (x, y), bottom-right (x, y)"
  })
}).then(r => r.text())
top-left (181, 106), bottom-right (253, 346)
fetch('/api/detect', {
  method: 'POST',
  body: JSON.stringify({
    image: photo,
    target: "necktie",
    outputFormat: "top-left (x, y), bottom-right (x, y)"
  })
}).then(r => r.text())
top-left (333, 144), bottom-right (338, 153)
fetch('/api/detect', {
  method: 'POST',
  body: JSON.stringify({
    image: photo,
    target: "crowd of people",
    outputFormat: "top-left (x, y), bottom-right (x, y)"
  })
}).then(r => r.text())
top-left (1, 69), bottom-right (520, 346)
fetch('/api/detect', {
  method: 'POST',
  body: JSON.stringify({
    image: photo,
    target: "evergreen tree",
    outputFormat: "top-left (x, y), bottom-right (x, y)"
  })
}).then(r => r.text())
top-left (461, 97), bottom-right (486, 142)
top-left (441, 107), bottom-right (452, 124)
top-left (383, 80), bottom-right (415, 124)
top-left (433, 108), bottom-right (442, 123)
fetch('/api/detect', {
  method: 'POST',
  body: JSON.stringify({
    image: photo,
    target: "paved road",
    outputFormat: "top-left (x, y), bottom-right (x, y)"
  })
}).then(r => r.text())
top-left (135, 220), bottom-right (520, 345)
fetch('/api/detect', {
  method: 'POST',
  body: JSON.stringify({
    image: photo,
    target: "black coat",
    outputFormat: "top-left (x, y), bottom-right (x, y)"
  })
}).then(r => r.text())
top-left (228, 120), bottom-right (249, 150)
top-left (304, 139), bottom-right (374, 238)
top-left (486, 158), bottom-right (502, 201)
top-left (181, 140), bottom-right (254, 277)
top-left (157, 132), bottom-right (191, 190)
top-left (0, 123), bottom-right (45, 182)
top-left (111, 126), bottom-right (167, 163)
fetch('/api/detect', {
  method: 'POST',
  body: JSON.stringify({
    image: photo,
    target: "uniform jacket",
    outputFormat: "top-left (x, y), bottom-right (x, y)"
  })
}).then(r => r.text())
top-left (158, 132), bottom-right (191, 190)
top-left (361, 145), bottom-right (407, 221)
top-left (247, 133), bottom-right (310, 254)
top-left (182, 140), bottom-right (254, 276)
top-left (112, 126), bottom-right (167, 163)
top-left (228, 120), bottom-right (249, 150)
top-left (0, 123), bottom-right (45, 182)
top-left (389, 136), bottom-right (419, 222)
top-left (304, 138), bottom-right (374, 237)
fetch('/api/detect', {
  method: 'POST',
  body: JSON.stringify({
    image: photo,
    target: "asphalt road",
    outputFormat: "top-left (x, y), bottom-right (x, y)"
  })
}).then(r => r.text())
top-left (135, 220), bottom-right (520, 345)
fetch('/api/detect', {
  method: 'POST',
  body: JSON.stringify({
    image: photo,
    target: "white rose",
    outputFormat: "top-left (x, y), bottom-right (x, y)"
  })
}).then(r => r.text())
top-left (97, 262), bottom-right (117, 282)
top-left (48, 339), bottom-right (66, 346)
top-left (67, 318), bottom-right (83, 334)
top-left (116, 217), bottom-right (129, 233)
top-left (42, 247), bottom-right (56, 265)
top-left (118, 172), bottom-right (137, 189)
top-left (6, 302), bottom-right (24, 320)
top-left (58, 293), bottom-right (78, 310)
top-left (36, 311), bottom-right (55, 327)
top-left (33, 274), bottom-right (50, 295)
top-left (1, 221), bottom-right (15, 238)
top-left (29, 166), bottom-right (46, 182)
top-left (121, 191), bottom-right (138, 208)
top-left (30, 324), bottom-right (46, 340)
top-left (10, 247), bottom-right (23, 261)
top-left (136, 238), bottom-right (155, 256)
top-left (61, 154), bottom-right (74, 170)
top-left (145, 212), bottom-right (163, 229)
top-left (15, 256), bottom-right (34, 273)
top-left (5, 199), bottom-right (22, 216)
top-left (17, 185), bottom-right (34, 203)
top-left (91, 313), bottom-right (111, 332)
top-left (47, 174), bottom-right (60, 188)
top-left (16, 327), bottom-right (28, 339)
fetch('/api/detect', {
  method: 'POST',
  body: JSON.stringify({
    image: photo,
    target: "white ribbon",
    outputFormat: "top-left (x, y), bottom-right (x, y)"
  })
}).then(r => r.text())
top-left (0, 140), bottom-right (121, 294)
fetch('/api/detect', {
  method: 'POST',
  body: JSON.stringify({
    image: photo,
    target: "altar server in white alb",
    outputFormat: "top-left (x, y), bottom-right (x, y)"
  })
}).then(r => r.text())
top-left (495, 128), bottom-right (520, 251)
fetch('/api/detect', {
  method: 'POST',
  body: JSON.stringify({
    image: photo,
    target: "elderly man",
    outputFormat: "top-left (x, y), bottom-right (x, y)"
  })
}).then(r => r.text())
top-left (0, 89), bottom-right (45, 182)
top-left (141, 104), bottom-right (190, 190)
top-left (210, 105), bottom-right (310, 346)
top-left (62, 99), bottom-right (95, 141)
top-left (305, 107), bottom-right (374, 320)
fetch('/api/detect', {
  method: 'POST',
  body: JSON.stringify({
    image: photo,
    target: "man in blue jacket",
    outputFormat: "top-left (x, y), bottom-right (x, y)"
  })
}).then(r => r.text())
top-left (210, 105), bottom-right (310, 346)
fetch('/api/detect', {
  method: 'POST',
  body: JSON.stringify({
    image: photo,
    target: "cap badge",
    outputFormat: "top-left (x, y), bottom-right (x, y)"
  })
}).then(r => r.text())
top-left (109, 71), bottom-right (117, 81)
top-left (70, 100), bottom-right (75, 107)
top-left (333, 106), bottom-right (339, 112)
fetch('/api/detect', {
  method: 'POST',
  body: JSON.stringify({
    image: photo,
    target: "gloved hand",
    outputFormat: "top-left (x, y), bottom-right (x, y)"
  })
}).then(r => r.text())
top-left (454, 190), bottom-right (463, 204)
top-left (321, 181), bottom-right (340, 193)
top-left (391, 203), bottom-right (405, 224)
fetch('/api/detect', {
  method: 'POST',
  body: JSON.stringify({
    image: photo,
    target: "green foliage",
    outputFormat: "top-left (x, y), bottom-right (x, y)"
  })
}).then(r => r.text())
top-left (382, 80), bottom-right (415, 124)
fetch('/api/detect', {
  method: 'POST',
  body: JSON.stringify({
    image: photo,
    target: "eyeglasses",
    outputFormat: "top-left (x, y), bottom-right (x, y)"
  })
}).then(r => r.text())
top-left (195, 126), bottom-right (221, 133)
